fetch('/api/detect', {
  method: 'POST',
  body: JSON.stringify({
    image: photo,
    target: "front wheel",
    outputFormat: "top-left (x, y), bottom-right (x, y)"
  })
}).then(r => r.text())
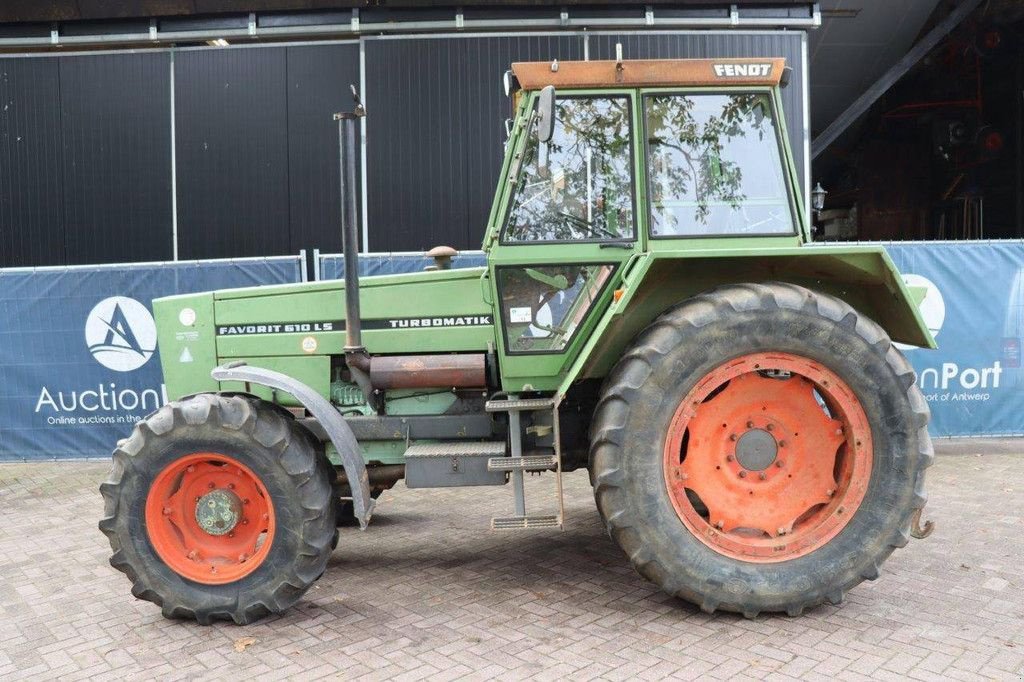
top-left (99, 394), bottom-right (338, 624)
top-left (590, 282), bottom-right (932, 617)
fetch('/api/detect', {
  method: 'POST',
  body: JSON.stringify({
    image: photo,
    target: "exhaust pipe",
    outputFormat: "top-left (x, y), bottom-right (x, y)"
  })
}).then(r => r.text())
top-left (334, 86), bottom-right (366, 353)
top-left (334, 88), bottom-right (377, 408)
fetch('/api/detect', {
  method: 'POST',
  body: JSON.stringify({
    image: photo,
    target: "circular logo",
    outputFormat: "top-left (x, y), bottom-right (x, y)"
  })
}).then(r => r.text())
top-left (178, 307), bottom-right (197, 327)
top-left (301, 336), bottom-right (318, 353)
top-left (895, 274), bottom-right (945, 351)
top-left (85, 296), bottom-right (158, 372)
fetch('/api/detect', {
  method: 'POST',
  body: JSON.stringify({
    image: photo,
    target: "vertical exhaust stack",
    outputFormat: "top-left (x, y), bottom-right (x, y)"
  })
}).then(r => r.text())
top-left (334, 87), bottom-right (376, 407)
top-left (334, 85), bottom-right (366, 352)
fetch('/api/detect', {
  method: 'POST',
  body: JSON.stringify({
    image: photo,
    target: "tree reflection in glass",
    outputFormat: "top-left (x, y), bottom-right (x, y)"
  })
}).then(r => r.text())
top-left (504, 97), bottom-right (634, 243)
top-left (646, 93), bottom-right (794, 237)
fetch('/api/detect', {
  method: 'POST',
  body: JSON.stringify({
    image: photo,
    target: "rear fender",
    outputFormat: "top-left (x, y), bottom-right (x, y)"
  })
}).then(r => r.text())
top-left (558, 245), bottom-right (934, 394)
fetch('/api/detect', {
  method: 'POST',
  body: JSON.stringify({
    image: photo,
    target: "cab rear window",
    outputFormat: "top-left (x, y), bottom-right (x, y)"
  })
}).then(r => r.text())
top-left (644, 93), bottom-right (795, 238)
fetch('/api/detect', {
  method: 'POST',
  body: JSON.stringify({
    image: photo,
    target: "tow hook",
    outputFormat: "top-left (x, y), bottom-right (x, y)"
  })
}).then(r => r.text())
top-left (910, 508), bottom-right (934, 539)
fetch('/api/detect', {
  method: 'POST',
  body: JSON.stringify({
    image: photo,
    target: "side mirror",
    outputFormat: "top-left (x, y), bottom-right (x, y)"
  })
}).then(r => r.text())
top-left (536, 85), bottom-right (556, 143)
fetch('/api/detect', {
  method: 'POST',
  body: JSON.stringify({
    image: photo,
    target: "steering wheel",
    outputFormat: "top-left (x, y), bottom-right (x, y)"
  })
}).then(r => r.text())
top-left (557, 211), bottom-right (620, 240)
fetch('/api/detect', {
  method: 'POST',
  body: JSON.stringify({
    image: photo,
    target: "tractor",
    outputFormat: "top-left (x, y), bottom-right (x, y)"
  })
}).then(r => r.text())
top-left (100, 56), bottom-right (935, 624)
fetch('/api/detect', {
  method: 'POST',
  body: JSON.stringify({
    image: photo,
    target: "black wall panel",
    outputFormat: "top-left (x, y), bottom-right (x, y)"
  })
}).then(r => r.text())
top-left (286, 43), bottom-right (361, 254)
top-left (364, 35), bottom-right (583, 251)
top-left (0, 58), bottom-right (64, 267)
top-left (174, 47), bottom-right (290, 259)
top-left (589, 33), bottom-right (807, 195)
top-left (59, 52), bottom-right (172, 265)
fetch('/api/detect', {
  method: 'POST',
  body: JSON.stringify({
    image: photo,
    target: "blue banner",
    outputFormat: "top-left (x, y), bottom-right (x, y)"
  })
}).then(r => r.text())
top-left (0, 258), bottom-right (302, 461)
top-left (884, 242), bottom-right (1024, 437)
top-left (319, 251), bottom-right (487, 279)
top-left (3, 244), bottom-right (1020, 460)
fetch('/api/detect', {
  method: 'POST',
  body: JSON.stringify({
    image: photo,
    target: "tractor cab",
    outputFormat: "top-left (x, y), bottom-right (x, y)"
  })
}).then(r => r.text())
top-left (485, 58), bottom-right (803, 389)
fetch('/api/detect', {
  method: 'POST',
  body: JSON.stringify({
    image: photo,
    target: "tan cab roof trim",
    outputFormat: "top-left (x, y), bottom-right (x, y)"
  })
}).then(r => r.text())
top-left (511, 58), bottom-right (786, 90)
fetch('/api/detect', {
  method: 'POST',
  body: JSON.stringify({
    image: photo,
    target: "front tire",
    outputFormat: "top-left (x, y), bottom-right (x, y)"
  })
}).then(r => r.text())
top-left (589, 282), bottom-right (932, 617)
top-left (99, 394), bottom-right (338, 624)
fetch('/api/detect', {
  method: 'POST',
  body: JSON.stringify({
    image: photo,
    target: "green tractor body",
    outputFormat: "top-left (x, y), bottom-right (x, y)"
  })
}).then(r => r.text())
top-left (102, 56), bottom-right (936, 624)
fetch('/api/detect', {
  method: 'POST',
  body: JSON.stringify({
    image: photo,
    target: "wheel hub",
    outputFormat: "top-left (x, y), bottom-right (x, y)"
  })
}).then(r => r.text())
top-left (144, 453), bottom-right (275, 585)
top-left (663, 352), bottom-right (873, 562)
top-left (195, 489), bottom-right (243, 536)
top-left (735, 428), bottom-right (777, 471)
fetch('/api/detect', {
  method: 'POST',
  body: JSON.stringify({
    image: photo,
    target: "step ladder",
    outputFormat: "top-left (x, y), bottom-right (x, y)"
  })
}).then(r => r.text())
top-left (484, 396), bottom-right (565, 530)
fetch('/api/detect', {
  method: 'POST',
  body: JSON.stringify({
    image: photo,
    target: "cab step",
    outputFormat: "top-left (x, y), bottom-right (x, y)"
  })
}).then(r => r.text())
top-left (485, 395), bottom-right (564, 531)
top-left (488, 455), bottom-right (557, 472)
top-left (491, 515), bottom-right (561, 530)
top-left (485, 397), bottom-right (555, 413)
top-left (404, 441), bottom-right (506, 458)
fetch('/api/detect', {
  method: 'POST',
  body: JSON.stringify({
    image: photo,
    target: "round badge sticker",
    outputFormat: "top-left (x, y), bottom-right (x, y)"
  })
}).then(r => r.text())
top-left (301, 336), bottom-right (318, 353)
top-left (178, 307), bottom-right (197, 327)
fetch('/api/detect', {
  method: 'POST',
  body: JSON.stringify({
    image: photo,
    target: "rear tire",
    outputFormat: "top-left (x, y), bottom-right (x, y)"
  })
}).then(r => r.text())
top-left (589, 282), bottom-right (932, 617)
top-left (99, 394), bottom-right (338, 625)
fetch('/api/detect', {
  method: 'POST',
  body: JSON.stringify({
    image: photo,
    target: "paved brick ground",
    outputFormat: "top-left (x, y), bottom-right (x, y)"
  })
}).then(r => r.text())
top-left (1, 441), bottom-right (1022, 681)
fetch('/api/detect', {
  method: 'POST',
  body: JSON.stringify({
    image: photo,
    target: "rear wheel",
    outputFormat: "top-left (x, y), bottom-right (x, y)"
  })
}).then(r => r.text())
top-left (590, 282), bottom-right (932, 617)
top-left (99, 394), bottom-right (337, 624)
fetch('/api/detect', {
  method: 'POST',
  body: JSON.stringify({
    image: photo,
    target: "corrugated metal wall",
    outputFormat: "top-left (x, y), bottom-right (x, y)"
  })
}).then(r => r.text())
top-left (0, 58), bottom-right (64, 267)
top-left (175, 47), bottom-right (292, 259)
top-left (365, 35), bottom-right (584, 251)
top-left (61, 52), bottom-right (173, 264)
top-left (0, 32), bottom-right (805, 266)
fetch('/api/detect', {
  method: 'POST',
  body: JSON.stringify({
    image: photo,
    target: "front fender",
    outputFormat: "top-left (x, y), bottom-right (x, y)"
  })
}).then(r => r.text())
top-left (211, 362), bottom-right (374, 529)
top-left (558, 245), bottom-right (934, 394)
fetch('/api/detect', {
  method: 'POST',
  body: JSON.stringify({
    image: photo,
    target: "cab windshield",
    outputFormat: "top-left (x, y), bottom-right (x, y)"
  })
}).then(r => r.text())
top-left (502, 95), bottom-right (635, 243)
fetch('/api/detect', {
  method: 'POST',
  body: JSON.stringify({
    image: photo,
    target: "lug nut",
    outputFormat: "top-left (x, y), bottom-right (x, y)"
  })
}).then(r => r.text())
top-left (766, 424), bottom-right (774, 432)
top-left (746, 421), bottom-right (754, 428)
top-left (759, 472), bottom-right (767, 480)
top-left (738, 471), bottom-right (747, 479)
top-left (243, 498), bottom-right (250, 505)
top-left (726, 454), bottom-right (734, 462)
top-left (208, 482), bottom-right (215, 489)
top-left (162, 507), bottom-right (172, 516)
top-left (826, 489), bottom-right (835, 497)
top-left (186, 466), bottom-right (195, 474)
top-left (715, 521), bottom-right (724, 529)
top-left (228, 532), bottom-right (235, 538)
top-left (729, 434), bottom-right (737, 441)
top-left (776, 461), bottom-right (784, 468)
top-left (228, 483), bottom-right (235, 490)
top-left (238, 553), bottom-right (248, 562)
top-left (777, 527), bottom-right (787, 536)
top-left (778, 440), bottom-right (786, 448)
top-left (187, 550), bottom-right (198, 560)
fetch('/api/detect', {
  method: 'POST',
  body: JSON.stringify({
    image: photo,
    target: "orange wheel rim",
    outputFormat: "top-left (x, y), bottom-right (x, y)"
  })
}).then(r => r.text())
top-left (144, 453), bottom-right (276, 584)
top-left (663, 352), bottom-right (872, 563)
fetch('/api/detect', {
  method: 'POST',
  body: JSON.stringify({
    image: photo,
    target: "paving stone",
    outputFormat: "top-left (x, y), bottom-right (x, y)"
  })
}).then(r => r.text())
top-left (0, 444), bottom-right (1022, 679)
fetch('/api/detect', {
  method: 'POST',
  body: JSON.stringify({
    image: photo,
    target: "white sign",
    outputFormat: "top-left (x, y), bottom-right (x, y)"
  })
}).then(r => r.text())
top-left (84, 296), bottom-right (157, 372)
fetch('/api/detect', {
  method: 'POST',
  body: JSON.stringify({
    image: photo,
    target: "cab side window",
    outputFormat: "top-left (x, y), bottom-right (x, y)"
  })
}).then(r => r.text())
top-left (503, 96), bottom-right (635, 243)
top-left (645, 93), bottom-right (795, 237)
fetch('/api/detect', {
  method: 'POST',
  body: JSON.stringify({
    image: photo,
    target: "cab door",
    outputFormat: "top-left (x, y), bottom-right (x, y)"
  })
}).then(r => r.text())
top-left (487, 90), bottom-right (644, 392)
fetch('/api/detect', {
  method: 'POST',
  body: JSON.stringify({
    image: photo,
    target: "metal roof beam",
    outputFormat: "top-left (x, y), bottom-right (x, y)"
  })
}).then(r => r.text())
top-left (0, 4), bottom-right (820, 50)
top-left (810, 0), bottom-right (984, 160)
